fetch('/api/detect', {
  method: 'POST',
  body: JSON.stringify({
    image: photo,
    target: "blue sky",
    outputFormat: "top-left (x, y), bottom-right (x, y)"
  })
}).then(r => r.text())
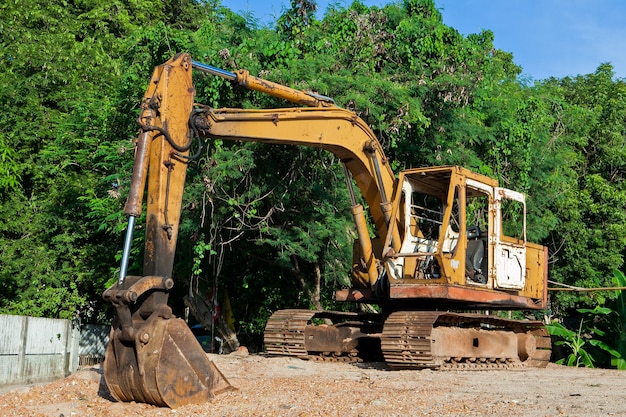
top-left (221, 0), bottom-right (626, 81)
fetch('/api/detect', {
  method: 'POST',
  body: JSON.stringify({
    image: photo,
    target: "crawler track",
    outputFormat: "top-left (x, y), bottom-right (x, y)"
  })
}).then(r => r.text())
top-left (381, 311), bottom-right (551, 370)
top-left (380, 311), bottom-right (442, 369)
top-left (264, 309), bottom-right (551, 369)
top-left (264, 309), bottom-right (379, 362)
top-left (264, 309), bottom-right (314, 358)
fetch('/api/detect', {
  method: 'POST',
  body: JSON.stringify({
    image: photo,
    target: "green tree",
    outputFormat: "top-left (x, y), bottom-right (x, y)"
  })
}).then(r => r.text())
top-left (0, 0), bottom-right (223, 320)
top-left (3, 0), bottom-right (625, 354)
top-left (541, 65), bottom-right (626, 311)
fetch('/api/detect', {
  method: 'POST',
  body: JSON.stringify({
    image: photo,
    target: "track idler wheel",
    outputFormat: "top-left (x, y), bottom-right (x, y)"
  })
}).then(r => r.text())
top-left (103, 306), bottom-right (233, 408)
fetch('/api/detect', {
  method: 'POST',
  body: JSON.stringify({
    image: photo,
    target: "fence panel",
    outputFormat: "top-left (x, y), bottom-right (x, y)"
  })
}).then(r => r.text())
top-left (0, 315), bottom-right (27, 385)
top-left (78, 324), bottom-right (109, 366)
top-left (0, 314), bottom-right (103, 386)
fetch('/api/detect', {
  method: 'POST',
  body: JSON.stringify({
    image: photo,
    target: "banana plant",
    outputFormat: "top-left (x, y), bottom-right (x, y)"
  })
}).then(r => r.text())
top-left (608, 270), bottom-right (626, 369)
top-left (547, 277), bottom-right (626, 369)
top-left (546, 319), bottom-right (596, 367)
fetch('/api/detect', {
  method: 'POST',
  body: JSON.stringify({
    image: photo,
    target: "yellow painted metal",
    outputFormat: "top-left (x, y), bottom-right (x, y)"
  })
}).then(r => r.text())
top-left (381, 165), bottom-right (547, 309)
top-left (196, 106), bottom-right (398, 252)
top-left (233, 69), bottom-right (337, 108)
top-left (380, 201), bottom-right (402, 252)
top-left (105, 53), bottom-right (550, 408)
top-left (351, 204), bottom-right (378, 286)
top-left (142, 54), bottom-right (194, 276)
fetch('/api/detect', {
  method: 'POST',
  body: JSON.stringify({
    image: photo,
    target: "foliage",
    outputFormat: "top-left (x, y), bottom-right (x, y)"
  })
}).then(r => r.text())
top-left (542, 68), bottom-right (626, 311)
top-left (1, 0), bottom-right (626, 352)
top-left (547, 271), bottom-right (626, 370)
top-left (0, 0), bottom-right (221, 320)
top-left (571, 270), bottom-right (626, 369)
top-left (546, 319), bottom-right (599, 368)
top-left (0, 133), bottom-right (20, 192)
top-left (610, 270), bottom-right (626, 369)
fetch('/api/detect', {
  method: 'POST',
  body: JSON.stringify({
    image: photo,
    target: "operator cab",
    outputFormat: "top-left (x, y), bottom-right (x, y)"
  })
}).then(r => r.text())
top-left (384, 166), bottom-right (528, 291)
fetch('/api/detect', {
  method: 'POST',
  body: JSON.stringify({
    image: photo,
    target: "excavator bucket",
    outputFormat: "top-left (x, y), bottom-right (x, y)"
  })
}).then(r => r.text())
top-left (104, 314), bottom-right (232, 408)
top-left (102, 278), bottom-right (233, 408)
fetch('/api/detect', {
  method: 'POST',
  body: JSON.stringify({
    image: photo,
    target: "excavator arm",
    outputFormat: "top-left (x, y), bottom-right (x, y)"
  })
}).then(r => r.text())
top-left (102, 54), bottom-right (232, 408)
top-left (102, 53), bottom-right (400, 407)
top-left (195, 107), bottom-right (392, 224)
top-left (193, 107), bottom-right (397, 245)
top-left (189, 60), bottom-right (404, 287)
top-left (190, 60), bottom-right (399, 243)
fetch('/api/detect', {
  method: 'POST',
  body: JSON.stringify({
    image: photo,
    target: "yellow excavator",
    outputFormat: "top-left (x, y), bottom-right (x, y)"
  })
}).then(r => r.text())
top-left (102, 53), bottom-right (550, 407)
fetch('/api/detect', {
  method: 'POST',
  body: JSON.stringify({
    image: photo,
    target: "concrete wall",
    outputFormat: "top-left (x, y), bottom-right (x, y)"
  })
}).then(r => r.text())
top-left (0, 314), bottom-right (109, 387)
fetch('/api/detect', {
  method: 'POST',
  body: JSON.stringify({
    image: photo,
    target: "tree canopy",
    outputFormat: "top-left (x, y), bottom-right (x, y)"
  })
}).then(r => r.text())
top-left (1, 0), bottom-right (626, 352)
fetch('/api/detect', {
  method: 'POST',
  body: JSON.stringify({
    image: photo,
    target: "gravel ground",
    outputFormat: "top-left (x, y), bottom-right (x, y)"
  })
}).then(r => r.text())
top-left (1, 351), bottom-right (625, 417)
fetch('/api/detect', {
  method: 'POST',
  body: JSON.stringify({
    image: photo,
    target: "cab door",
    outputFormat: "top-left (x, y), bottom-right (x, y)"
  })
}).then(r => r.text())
top-left (493, 188), bottom-right (526, 290)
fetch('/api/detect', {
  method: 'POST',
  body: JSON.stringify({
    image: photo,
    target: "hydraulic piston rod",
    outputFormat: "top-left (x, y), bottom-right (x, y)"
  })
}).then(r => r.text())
top-left (192, 60), bottom-right (335, 107)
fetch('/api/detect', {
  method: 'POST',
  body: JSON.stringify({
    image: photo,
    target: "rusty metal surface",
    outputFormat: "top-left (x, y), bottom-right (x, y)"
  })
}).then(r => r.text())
top-left (263, 310), bottom-right (314, 357)
top-left (102, 276), bottom-right (174, 306)
top-left (430, 327), bottom-right (519, 362)
top-left (304, 325), bottom-right (355, 353)
top-left (102, 55), bottom-right (234, 408)
top-left (335, 284), bottom-right (544, 310)
top-left (388, 284), bottom-right (545, 310)
top-left (381, 311), bottom-right (551, 370)
top-left (516, 325), bottom-right (552, 368)
top-left (381, 311), bottom-right (442, 369)
top-left (436, 313), bottom-right (552, 369)
top-left (103, 315), bottom-right (232, 408)
top-left (334, 288), bottom-right (374, 302)
top-left (103, 274), bottom-right (232, 408)
top-left (264, 309), bottom-right (383, 361)
top-left (264, 309), bottom-right (551, 370)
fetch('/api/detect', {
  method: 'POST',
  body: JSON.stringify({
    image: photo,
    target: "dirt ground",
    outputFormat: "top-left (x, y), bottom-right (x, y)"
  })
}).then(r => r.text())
top-left (1, 350), bottom-right (625, 417)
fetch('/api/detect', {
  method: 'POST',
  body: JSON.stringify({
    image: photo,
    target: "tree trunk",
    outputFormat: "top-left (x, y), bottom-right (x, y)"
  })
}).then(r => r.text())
top-left (184, 294), bottom-right (240, 354)
top-left (290, 255), bottom-right (332, 324)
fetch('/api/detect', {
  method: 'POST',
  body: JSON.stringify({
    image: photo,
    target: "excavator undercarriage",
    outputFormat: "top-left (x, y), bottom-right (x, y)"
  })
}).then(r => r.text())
top-left (264, 309), bottom-right (550, 370)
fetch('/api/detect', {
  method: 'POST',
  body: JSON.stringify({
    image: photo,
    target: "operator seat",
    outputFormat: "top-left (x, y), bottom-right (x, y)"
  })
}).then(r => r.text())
top-left (466, 226), bottom-right (486, 284)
